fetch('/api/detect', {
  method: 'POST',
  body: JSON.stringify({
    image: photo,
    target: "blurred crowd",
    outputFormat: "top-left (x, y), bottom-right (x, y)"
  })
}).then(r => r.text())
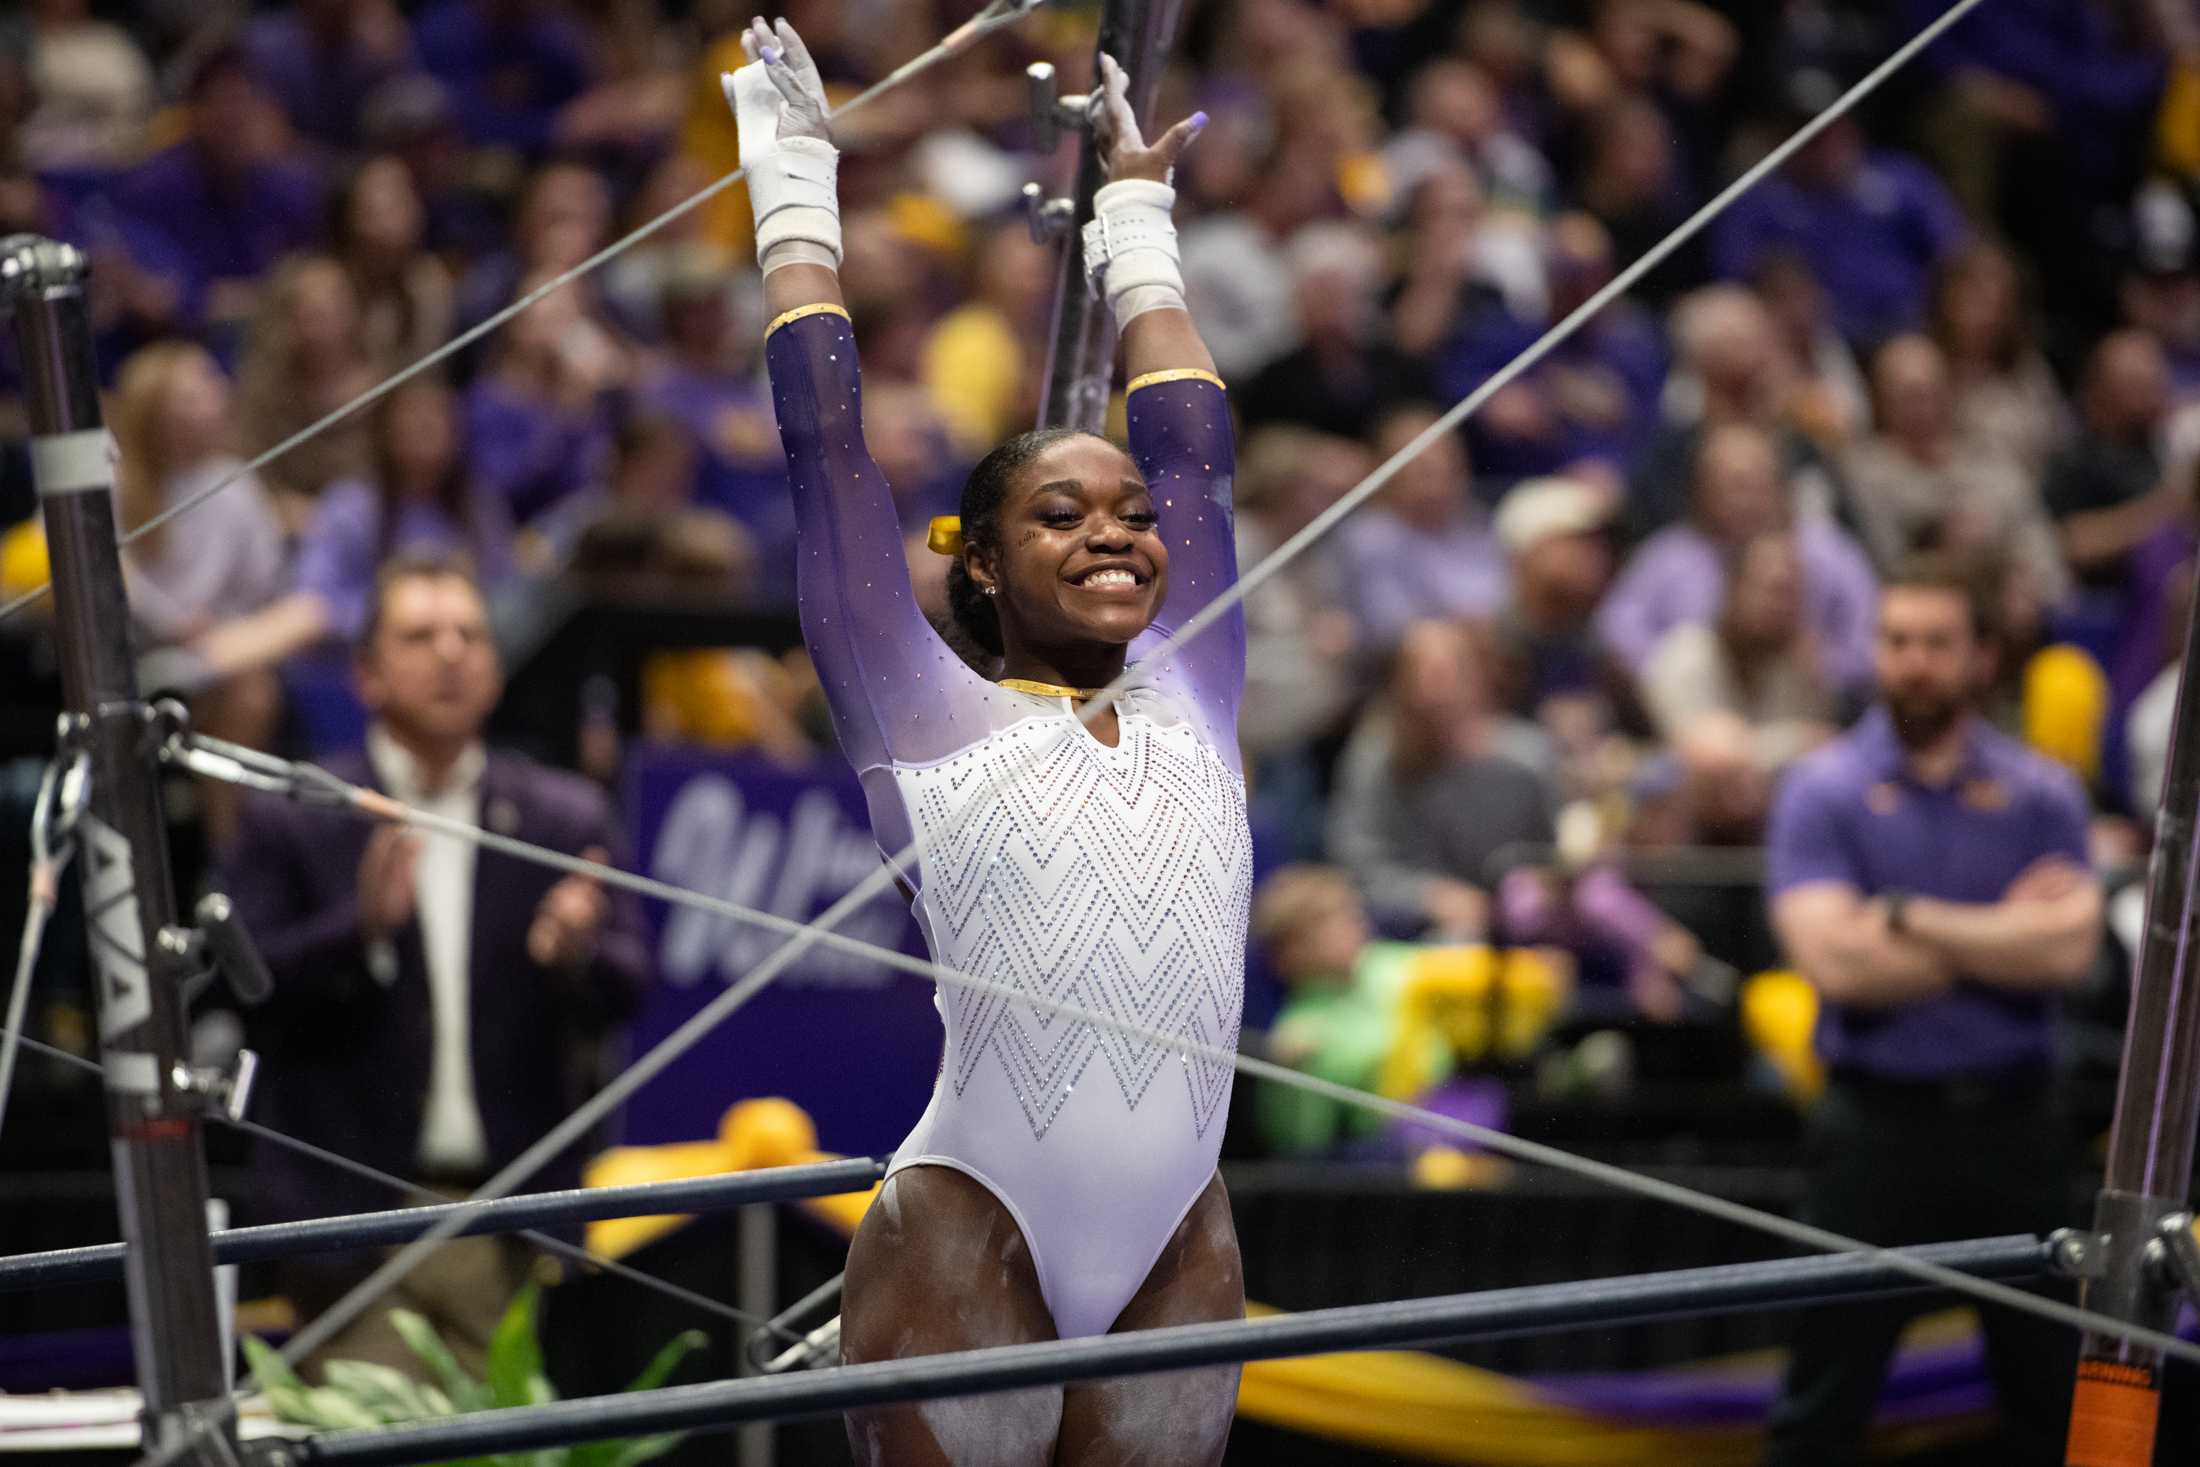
top-left (3, 0), bottom-right (2200, 1148)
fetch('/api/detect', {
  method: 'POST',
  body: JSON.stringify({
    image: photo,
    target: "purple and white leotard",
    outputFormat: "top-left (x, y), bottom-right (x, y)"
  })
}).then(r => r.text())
top-left (765, 303), bottom-right (1252, 1340)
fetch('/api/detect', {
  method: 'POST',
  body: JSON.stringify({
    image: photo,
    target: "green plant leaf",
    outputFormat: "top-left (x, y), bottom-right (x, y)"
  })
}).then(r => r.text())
top-left (568, 1328), bottom-right (710, 1467)
top-left (620, 1330), bottom-right (707, 1396)
top-left (320, 1360), bottom-right (443, 1424)
top-left (391, 1309), bottom-right (490, 1412)
top-left (299, 1387), bottom-right (386, 1431)
top-left (606, 1432), bottom-right (689, 1467)
top-left (243, 1337), bottom-right (336, 1429)
top-left (486, 1282), bottom-right (557, 1417)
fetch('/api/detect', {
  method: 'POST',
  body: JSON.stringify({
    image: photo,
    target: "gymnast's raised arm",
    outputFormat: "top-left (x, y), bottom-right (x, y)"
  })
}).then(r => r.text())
top-left (1088, 58), bottom-right (1246, 745)
top-left (729, 20), bottom-right (979, 776)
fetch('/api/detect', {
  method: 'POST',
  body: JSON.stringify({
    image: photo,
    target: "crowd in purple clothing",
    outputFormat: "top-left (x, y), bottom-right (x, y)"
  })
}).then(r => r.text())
top-left (2, 0), bottom-right (2199, 1005)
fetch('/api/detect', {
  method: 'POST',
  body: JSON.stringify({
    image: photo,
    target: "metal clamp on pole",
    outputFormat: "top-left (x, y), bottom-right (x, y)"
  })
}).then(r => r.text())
top-left (2149, 1211), bottom-right (2200, 1303)
top-left (1024, 61), bottom-right (1094, 155)
top-left (1033, 0), bottom-right (1186, 433)
top-left (3, 233), bottom-right (237, 1464)
top-left (158, 893), bottom-right (275, 1009)
top-left (745, 1273), bottom-right (846, 1374)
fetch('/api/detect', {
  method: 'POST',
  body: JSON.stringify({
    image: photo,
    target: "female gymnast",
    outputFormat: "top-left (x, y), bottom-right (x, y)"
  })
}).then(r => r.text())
top-left (731, 20), bottom-right (1251, 1463)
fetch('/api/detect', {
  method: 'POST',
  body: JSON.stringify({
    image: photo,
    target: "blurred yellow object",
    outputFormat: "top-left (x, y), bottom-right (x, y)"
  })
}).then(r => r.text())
top-left (1741, 970), bottom-right (1824, 1102)
top-left (640, 649), bottom-right (786, 749)
top-left (2021, 643), bottom-right (2107, 783)
top-left (922, 304), bottom-right (1026, 452)
top-left (1409, 1145), bottom-right (1510, 1191)
top-left (679, 33), bottom-right (760, 258)
top-left (2159, 56), bottom-right (2200, 180)
top-left (583, 1097), bottom-right (878, 1258)
top-left (1382, 947), bottom-right (1570, 1100)
top-left (1237, 1304), bottom-right (1989, 1465)
top-left (1, 518), bottom-right (49, 598)
top-left (886, 192), bottom-right (966, 258)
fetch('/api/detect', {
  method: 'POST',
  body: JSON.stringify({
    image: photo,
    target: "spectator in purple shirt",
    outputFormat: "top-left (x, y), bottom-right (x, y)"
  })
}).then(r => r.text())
top-left (412, 0), bottom-right (593, 157)
top-left (108, 47), bottom-right (324, 337)
top-left (1329, 405), bottom-right (1509, 656)
top-left (1764, 553), bottom-right (2101, 1465)
top-left (631, 247), bottom-right (798, 600)
top-left (1598, 421), bottom-right (1879, 693)
top-left (1711, 112), bottom-right (1965, 347)
top-left (182, 378), bottom-right (517, 685)
top-left (244, 0), bottom-right (414, 155)
top-left (295, 380), bottom-right (515, 644)
top-left (451, 158), bottom-right (616, 365)
top-left (1434, 213), bottom-right (1668, 479)
top-left (464, 280), bottom-right (622, 529)
top-left (1905, 0), bottom-right (2167, 285)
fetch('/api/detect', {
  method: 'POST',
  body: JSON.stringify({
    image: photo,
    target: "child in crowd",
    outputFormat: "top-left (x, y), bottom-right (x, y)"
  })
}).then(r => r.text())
top-left (1251, 865), bottom-right (1569, 1159)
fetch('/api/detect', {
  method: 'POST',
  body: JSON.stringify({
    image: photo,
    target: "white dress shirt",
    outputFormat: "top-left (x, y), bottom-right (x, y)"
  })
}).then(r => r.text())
top-left (367, 725), bottom-right (491, 1175)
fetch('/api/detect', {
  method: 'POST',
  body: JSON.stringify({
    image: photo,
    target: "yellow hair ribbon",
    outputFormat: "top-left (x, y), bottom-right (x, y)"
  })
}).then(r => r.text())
top-left (927, 516), bottom-right (963, 556)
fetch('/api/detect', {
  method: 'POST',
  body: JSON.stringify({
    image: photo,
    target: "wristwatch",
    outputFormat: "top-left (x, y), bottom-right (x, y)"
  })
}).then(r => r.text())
top-left (1882, 888), bottom-right (1911, 937)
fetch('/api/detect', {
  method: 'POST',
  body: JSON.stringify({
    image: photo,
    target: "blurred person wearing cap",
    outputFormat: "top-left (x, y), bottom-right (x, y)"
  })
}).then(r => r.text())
top-left (110, 45), bottom-right (325, 333)
top-left (17, 0), bottom-right (153, 171)
top-left (1641, 531), bottom-right (1839, 771)
top-left (2120, 180), bottom-right (2200, 408)
top-left (1764, 553), bottom-right (2101, 1464)
top-left (1599, 420), bottom-right (1880, 694)
top-left (1238, 220), bottom-right (1433, 440)
top-left (1486, 473), bottom-right (1644, 736)
top-left (1329, 404), bottom-right (1509, 655)
top-left (1328, 619), bottom-right (1555, 942)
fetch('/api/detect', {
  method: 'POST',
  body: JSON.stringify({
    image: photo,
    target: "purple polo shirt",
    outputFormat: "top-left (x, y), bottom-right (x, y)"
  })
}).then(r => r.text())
top-left (1766, 708), bottom-right (2091, 1080)
top-left (1711, 150), bottom-right (1965, 345)
top-left (111, 143), bottom-right (324, 322)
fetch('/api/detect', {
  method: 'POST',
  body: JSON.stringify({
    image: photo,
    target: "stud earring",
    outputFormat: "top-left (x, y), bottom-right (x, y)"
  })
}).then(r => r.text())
top-left (984, 586), bottom-right (997, 597)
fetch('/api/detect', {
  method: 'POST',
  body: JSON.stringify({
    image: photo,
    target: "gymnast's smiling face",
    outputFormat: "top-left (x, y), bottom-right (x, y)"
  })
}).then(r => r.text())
top-left (980, 435), bottom-right (1169, 651)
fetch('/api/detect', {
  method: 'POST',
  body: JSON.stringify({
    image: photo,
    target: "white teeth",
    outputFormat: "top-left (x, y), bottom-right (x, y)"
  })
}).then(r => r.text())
top-left (1082, 569), bottom-right (1137, 589)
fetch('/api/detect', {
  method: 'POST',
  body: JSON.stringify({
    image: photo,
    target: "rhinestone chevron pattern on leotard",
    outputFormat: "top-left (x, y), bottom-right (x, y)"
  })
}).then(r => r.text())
top-left (893, 710), bottom-right (1251, 1141)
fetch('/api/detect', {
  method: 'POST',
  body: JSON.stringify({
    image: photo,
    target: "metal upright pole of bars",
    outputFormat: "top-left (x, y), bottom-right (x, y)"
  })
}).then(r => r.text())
top-left (1034, 0), bottom-right (1185, 432)
top-left (2067, 577), bottom-right (2200, 1467)
top-left (1, 236), bottom-right (234, 1463)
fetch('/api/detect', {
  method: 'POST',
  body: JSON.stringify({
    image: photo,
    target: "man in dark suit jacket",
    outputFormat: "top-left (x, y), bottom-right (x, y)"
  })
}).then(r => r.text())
top-left (223, 552), bottom-right (648, 1374)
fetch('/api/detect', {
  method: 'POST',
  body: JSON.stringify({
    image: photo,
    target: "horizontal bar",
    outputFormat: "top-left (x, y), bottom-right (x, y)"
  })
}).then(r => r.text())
top-left (290, 1235), bottom-right (2051, 1466)
top-left (0, 1157), bottom-right (887, 1294)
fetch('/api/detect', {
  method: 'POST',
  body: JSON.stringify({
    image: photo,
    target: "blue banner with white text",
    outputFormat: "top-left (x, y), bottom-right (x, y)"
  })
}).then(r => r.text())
top-left (619, 745), bottom-right (939, 1157)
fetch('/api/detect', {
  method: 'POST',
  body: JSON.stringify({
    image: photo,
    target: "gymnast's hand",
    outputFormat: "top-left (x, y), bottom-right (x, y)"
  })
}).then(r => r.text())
top-left (1091, 52), bottom-right (1205, 185)
top-left (741, 17), bottom-right (831, 144)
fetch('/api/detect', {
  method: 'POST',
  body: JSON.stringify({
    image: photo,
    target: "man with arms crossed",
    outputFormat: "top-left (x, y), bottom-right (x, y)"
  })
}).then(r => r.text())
top-left (1765, 553), bottom-right (2103, 1465)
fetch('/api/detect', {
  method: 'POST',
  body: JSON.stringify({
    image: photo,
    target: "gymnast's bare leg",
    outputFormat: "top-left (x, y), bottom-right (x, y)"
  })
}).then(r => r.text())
top-left (841, 1168), bottom-right (1242, 1467)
